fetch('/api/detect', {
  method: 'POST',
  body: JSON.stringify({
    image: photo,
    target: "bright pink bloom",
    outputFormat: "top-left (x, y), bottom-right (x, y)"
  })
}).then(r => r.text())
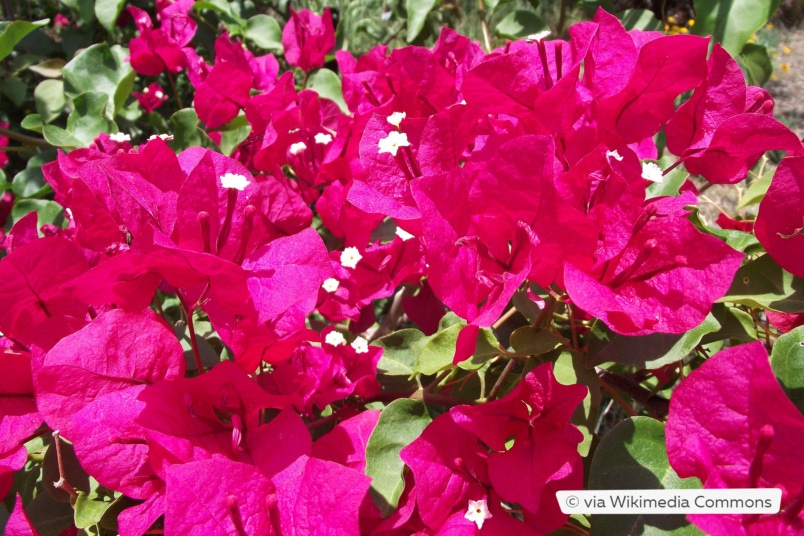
top-left (666, 342), bottom-right (804, 534)
top-left (132, 82), bottom-right (169, 113)
top-left (127, 6), bottom-right (188, 76)
top-left (6, 494), bottom-right (40, 536)
top-left (755, 154), bottom-right (804, 279)
top-left (281, 8), bottom-right (336, 72)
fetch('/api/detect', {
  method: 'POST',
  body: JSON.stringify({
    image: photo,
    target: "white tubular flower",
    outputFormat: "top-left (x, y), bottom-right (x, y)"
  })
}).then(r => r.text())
top-left (526, 30), bottom-right (551, 42)
top-left (314, 132), bottom-right (333, 145)
top-left (641, 161), bottom-right (664, 183)
top-left (289, 141), bottom-right (308, 155)
top-left (606, 149), bottom-right (623, 161)
top-left (395, 227), bottom-right (414, 241)
top-left (340, 247), bottom-right (362, 269)
top-left (322, 278), bottom-right (340, 293)
top-left (325, 331), bottom-right (346, 346)
top-left (351, 336), bottom-right (369, 354)
top-left (148, 134), bottom-right (173, 141)
top-left (220, 172), bottom-right (251, 191)
top-left (386, 111), bottom-right (406, 127)
top-left (377, 131), bottom-right (410, 157)
top-left (109, 132), bottom-right (131, 143)
top-left (464, 499), bottom-right (493, 529)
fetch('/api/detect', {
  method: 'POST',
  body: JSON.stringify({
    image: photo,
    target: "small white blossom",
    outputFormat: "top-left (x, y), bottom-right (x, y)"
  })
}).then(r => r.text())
top-left (288, 128), bottom-right (301, 134)
top-left (220, 172), bottom-right (251, 191)
top-left (395, 227), bottom-right (414, 241)
top-left (289, 141), bottom-right (308, 155)
top-left (143, 86), bottom-right (150, 93)
top-left (386, 111), bottom-right (406, 128)
top-left (641, 161), bottom-right (664, 183)
top-left (325, 331), bottom-right (346, 346)
top-left (148, 134), bottom-right (174, 141)
top-left (155, 90), bottom-right (165, 99)
top-left (526, 30), bottom-right (551, 42)
top-left (351, 336), bottom-right (369, 354)
top-left (340, 247), bottom-right (362, 269)
top-left (606, 149), bottom-right (623, 161)
top-left (109, 132), bottom-right (131, 143)
top-left (464, 499), bottom-right (493, 530)
top-left (377, 131), bottom-right (410, 157)
top-left (314, 132), bottom-right (333, 145)
top-left (322, 278), bottom-right (340, 292)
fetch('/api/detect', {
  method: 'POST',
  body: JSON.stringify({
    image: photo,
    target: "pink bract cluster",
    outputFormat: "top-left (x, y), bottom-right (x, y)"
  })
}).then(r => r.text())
top-left (3, 6), bottom-right (804, 536)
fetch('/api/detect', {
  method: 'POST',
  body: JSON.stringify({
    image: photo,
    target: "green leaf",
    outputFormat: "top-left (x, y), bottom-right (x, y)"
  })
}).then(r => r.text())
top-left (365, 399), bottom-right (432, 516)
top-left (11, 199), bottom-right (63, 228)
top-left (67, 91), bottom-right (117, 147)
top-left (375, 328), bottom-right (428, 376)
top-left (34, 79), bottom-right (66, 124)
top-left (28, 57), bottom-right (67, 78)
top-left (194, 0), bottom-right (247, 35)
top-left (26, 489), bottom-right (76, 536)
top-left (416, 323), bottom-right (463, 375)
top-left (1, 75), bottom-right (27, 107)
top-left (509, 326), bottom-right (567, 357)
top-left (687, 206), bottom-right (759, 252)
top-left (245, 14), bottom-right (283, 52)
top-left (21, 113), bottom-right (45, 133)
top-left (484, 0), bottom-right (511, 15)
top-left (62, 0), bottom-right (95, 25)
top-left (43, 125), bottom-right (84, 149)
top-left (11, 149), bottom-right (55, 198)
top-left (692, 0), bottom-right (780, 56)
top-left (95, 0), bottom-right (127, 34)
top-left (307, 68), bottom-right (349, 114)
top-left (770, 325), bottom-right (804, 414)
top-left (0, 19), bottom-right (49, 61)
top-left (618, 9), bottom-right (664, 31)
top-left (63, 43), bottom-right (135, 118)
top-left (739, 43), bottom-right (773, 86)
top-left (589, 417), bottom-right (701, 536)
top-left (405, 0), bottom-right (438, 43)
top-left (457, 327), bottom-right (498, 370)
top-left (553, 350), bottom-right (600, 456)
top-left (646, 156), bottom-right (688, 199)
top-left (737, 169), bottom-right (773, 209)
top-left (700, 303), bottom-right (757, 345)
top-left (720, 254), bottom-right (804, 313)
top-left (170, 108), bottom-right (216, 151)
top-left (586, 314), bottom-right (721, 369)
top-left (174, 320), bottom-right (221, 371)
top-left (495, 10), bottom-right (547, 39)
top-left (74, 491), bottom-right (114, 530)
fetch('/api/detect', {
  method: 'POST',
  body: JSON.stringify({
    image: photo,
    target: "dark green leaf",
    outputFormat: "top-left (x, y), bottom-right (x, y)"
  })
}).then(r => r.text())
top-left (170, 108), bottom-right (216, 151)
top-left (1, 76), bottom-right (27, 107)
top-left (589, 417), bottom-right (701, 535)
top-left (720, 254), bottom-right (804, 312)
top-left (26, 490), bottom-right (76, 536)
top-left (495, 10), bottom-right (547, 39)
top-left (219, 116), bottom-right (251, 156)
top-left (376, 328), bottom-right (427, 376)
top-left (416, 323), bottom-right (462, 375)
top-left (553, 350), bottom-right (600, 456)
top-left (699, 303), bottom-right (757, 345)
top-left (405, 0), bottom-right (438, 43)
top-left (739, 43), bottom-right (773, 86)
top-left (586, 314), bottom-right (720, 369)
top-left (28, 57), bottom-right (67, 78)
top-left (365, 399), bottom-right (432, 516)
top-left (62, 0), bottom-right (95, 25)
top-left (95, 0), bottom-right (127, 34)
top-left (770, 325), bottom-right (804, 414)
top-left (11, 199), bottom-right (63, 228)
top-left (0, 19), bottom-right (49, 61)
top-left (509, 326), bottom-right (567, 357)
top-left (245, 14), bottom-right (283, 52)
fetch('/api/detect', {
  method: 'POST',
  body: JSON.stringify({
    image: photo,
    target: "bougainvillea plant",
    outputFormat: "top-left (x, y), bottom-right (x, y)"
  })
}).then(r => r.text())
top-left (1, 1), bottom-right (803, 535)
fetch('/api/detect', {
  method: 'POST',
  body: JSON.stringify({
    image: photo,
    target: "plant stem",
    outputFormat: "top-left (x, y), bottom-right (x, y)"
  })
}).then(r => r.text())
top-left (0, 126), bottom-right (52, 147)
top-left (477, 0), bottom-right (492, 53)
top-left (166, 71), bottom-right (184, 109)
top-left (51, 431), bottom-right (78, 500)
top-left (486, 358), bottom-right (517, 400)
top-left (177, 293), bottom-right (204, 373)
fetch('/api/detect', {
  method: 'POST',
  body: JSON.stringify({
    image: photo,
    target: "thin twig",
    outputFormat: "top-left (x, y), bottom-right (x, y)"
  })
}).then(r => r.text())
top-left (0, 126), bottom-right (52, 147)
top-left (486, 358), bottom-right (517, 400)
top-left (477, 0), bottom-right (492, 53)
top-left (51, 431), bottom-right (78, 500)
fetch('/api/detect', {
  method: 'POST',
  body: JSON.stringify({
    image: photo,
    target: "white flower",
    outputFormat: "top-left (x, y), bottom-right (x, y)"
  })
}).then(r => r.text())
top-left (325, 331), bottom-right (346, 346)
top-left (340, 247), bottom-right (362, 269)
top-left (395, 227), bottom-right (414, 241)
top-left (109, 132), bottom-right (131, 143)
top-left (148, 134), bottom-right (174, 141)
top-left (289, 141), bottom-right (307, 155)
top-left (606, 149), bottom-right (623, 161)
top-left (464, 499), bottom-right (493, 530)
top-left (314, 132), bottom-right (333, 145)
top-left (322, 278), bottom-right (340, 292)
top-left (526, 30), bottom-right (551, 42)
top-left (351, 336), bottom-right (369, 354)
top-left (155, 90), bottom-right (165, 99)
top-left (641, 161), bottom-right (664, 183)
top-left (386, 111), bottom-right (406, 127)
top-left (377, 131), bottom-right (410, 157)
top-left (220, 172), bottom-right (251, 191)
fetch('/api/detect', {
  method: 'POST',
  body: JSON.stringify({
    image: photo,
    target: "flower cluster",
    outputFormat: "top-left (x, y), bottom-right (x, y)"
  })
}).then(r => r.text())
top-left (2, 5), bottom-right (804, 536)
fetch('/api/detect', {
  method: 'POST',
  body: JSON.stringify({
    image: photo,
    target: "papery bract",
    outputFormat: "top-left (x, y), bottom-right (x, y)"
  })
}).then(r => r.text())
top-left (281, 8), bottom-right (336, 72)
top-left (6, 494), bottom-right (40, 536)
top-left (666, 342), bottom-right (804, 534)
top-left (755, 154), bottom-right (804, 279)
